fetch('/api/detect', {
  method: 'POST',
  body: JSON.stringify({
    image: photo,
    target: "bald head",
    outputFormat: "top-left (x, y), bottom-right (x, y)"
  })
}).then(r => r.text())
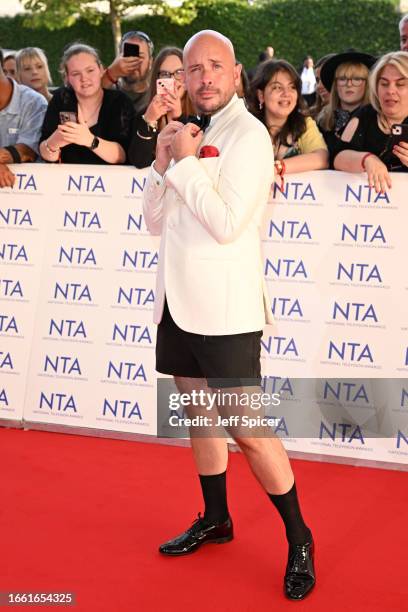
top-left (184, 30), bottom-right (236, 62)
top-left (183, 29), bottom-right (240, 114)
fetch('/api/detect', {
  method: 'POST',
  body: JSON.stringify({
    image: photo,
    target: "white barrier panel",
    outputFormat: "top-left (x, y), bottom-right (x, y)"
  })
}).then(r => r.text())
top-left (260, 171), bottom-right (408, 464)
top-left (1, 164), bottom-right (407, 465)
top-left (0, 170), bottom-right (53, 421)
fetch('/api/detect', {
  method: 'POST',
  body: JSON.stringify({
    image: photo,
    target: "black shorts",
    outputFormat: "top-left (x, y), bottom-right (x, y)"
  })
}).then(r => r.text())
top-left (156, 300), bottom-right (262, 388)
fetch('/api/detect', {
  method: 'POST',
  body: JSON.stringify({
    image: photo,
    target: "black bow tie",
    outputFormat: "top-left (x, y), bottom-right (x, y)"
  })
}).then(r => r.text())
top-left (180, 114), bottom-right (211, 132)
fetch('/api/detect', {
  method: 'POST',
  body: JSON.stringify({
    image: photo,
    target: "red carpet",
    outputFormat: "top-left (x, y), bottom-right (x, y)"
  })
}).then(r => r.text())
top-left (0, 427), bottom-right (407, 611)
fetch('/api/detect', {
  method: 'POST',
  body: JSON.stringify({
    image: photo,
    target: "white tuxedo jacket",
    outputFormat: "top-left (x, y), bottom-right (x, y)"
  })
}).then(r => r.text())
top-left (142, 95), bottom-right (274, 335)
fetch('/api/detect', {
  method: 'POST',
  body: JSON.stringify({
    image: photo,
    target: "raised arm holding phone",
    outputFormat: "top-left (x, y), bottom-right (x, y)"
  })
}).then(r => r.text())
top-left (128, 47), bottom-right (194, 168)
top-left (101, 31), bottom-right (154, 110)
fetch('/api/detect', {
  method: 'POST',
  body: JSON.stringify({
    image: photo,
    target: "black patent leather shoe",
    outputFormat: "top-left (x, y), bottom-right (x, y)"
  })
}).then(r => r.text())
top-left (284, 540), bottom-right (316, 600)
top-left (159, 513), bottom-right (233, 556)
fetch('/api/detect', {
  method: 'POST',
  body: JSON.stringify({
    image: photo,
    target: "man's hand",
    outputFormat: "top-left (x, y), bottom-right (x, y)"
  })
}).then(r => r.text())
top-left (0, 148), bottom-right (12, 164)
top-left (170, 123), bottom-right (203, 163)
top-left (364, 154), bottom-right (392, 193)
top-left (0, 144), bottom-right (37, 164)
top-left (393, 141), bottom-right (408, 168)
top-left (108, 55), bottom-right (144, 80)
top-left (0, 163), bottom-right (16, 188)
top-left (154, 121), bottom-right (184, 176)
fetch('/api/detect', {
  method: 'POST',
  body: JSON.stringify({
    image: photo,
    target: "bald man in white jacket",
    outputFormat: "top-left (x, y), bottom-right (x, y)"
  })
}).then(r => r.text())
top-left (142, 30), bottom-right (316, 601)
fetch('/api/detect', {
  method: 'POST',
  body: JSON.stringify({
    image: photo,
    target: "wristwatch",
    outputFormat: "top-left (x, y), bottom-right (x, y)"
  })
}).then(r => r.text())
top-left (89, 136), bottom-right (100, 150)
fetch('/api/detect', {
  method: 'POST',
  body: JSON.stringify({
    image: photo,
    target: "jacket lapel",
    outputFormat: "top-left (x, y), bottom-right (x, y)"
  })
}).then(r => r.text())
top-left (200, 97), bottom-right (246, 148)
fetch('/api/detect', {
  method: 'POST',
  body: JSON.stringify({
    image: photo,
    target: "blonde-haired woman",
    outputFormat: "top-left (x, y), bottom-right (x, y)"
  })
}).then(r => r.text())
top-left (334, 51), bottom-right (408, 192)
top-left (317, 50), bottom-right (376, 156)
top-left (16, 47), bottom-right (53, 102)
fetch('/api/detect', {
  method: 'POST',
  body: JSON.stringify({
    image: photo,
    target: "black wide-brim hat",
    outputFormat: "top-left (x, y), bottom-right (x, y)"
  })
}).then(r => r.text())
top-left (320, 49), bottom-right (377, 91)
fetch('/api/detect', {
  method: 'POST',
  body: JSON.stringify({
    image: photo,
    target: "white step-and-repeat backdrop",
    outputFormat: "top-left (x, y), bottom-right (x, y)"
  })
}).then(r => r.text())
top-left (1, 164), bottom-right (407, 466)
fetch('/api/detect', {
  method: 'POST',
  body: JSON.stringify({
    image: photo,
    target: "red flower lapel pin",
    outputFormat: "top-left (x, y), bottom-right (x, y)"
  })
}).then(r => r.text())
top-left (199, 145), bottom-right (220, 158)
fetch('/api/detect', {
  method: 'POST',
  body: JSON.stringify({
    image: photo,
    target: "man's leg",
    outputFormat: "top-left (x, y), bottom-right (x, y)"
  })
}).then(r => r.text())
top-left (233, 436), bottom-right (311, 541)
top-left (217, 385), bottom-right (315, 600)
top-left (176, 376), bottom-right (230, 523)
top-left (158, 376), bottom-right (233, 555)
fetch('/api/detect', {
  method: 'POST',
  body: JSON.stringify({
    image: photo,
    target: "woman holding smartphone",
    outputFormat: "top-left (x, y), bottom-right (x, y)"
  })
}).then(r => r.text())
top-left (334, 51), bottom-right (408, 192)
top-left (39, 43), bottom-right (134, 164)
top-left (128, 47), bottom-right (194, 168)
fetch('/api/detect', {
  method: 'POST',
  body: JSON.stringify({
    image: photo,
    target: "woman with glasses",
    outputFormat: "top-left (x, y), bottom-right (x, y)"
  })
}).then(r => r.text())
top-left (249, 59), bottom-right (328, 180)
top-left (128, 47), bottom-right (194, 168)
top-left (334, 51), bottom-right (408, 192)
top-left (317, 50), bottom-right (376, 156)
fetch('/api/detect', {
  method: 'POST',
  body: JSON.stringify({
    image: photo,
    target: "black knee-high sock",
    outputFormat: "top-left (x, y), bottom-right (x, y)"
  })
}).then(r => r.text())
top-left (268, 481), bottom-right (312, 545)
top-left (199, 471), bottom-right (229, 524)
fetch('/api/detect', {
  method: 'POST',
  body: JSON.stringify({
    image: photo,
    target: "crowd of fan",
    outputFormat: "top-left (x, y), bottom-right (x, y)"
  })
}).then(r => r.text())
top-left (1, 15), bottom-right (408, 194)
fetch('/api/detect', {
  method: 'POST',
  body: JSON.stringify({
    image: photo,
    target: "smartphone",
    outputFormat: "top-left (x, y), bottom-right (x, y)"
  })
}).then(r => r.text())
top-left (390, 123), bottom-right (408, 147)
top-left (123, 42), bottom-right (140, 57)
top-left (156, 77), bottom-right (176, 96)
top-left (59, 111), bottom-right (78, 124)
